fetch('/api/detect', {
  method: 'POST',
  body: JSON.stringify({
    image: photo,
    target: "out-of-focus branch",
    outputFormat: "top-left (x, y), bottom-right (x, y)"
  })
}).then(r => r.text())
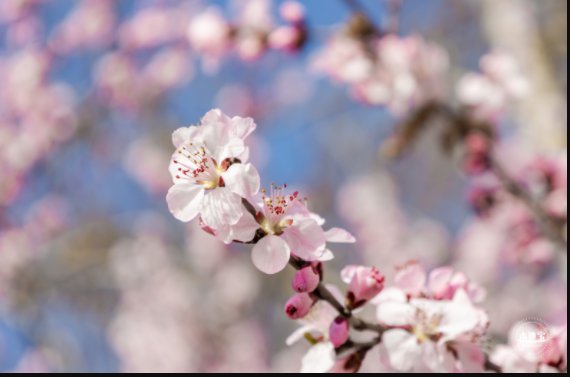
top-left (491, 160), bottom-right (567, 251)
top-left (387, 101), bottom-right (567, 253)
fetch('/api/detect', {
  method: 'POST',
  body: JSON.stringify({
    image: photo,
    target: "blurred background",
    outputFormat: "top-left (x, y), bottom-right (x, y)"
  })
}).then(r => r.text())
top-left (0, 0), bottom-right (566, 372)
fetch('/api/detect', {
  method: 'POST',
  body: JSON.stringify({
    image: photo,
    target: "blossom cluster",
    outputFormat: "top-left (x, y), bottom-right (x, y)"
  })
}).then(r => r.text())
top-left (188, 0), bottom-right (307, 72)
top-left (165, 110), bottom-right (507, 373)
top-left (313, 25), bottom-right (448, 116)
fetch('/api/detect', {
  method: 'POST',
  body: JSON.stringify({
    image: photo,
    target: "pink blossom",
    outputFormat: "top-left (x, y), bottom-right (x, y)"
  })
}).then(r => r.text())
top-left (280, 1), bottom-right (305, 24)
top-left (215, 184), bottom-right (354, 274)
top-left (119, 6), bottom-right (189, 50)
top-left (285, 292), bottom-right (314, 320)
top-left (314, 33), bottom-right (448, 115)
top-left (49, 0), bottom-right (115, 53)
top-left (166, 109), bottom-right (260, 232)
top-left (142, 47), bottom-right (193, 92)
top-left (341, 265), bottom-right (385, 308)
top-left (292, 264), bottom-right (320, 293)
top-left (457, 51), bottom-right (528, 122)
top-left (268, 26), bottom-right (303, 53)
top-left (187, 7), bottom-right (231, 71)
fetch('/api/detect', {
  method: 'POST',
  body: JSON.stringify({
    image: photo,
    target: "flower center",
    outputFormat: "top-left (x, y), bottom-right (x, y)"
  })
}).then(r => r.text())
top-left (173, 142), bottom-right (225, 189)
top-left (259, 183), bottom-right (299, 234)
top-left (412, 309), bottom-right (443, 343)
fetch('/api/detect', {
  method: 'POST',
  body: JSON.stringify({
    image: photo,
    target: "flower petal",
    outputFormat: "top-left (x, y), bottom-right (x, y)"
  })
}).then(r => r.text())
top-left (251, 235), bottom-right (291, 274)
top-left (222, 162), bottom-right (260, 198)
top-left (166, 183), bottom-right (205, 222)
top-left (300, 342), bottom-right (336, 373)
top-left (281, 217), bottom-right (326, 261)
top-left (382, 329), bottom-right (423, 372)
top-left (200, 187), bottom-right (243, 229)
top-left (324, 227), bottom-right (356, 243)
top-left (230, 116), bottom-right (256, 139)
top-left (376, 301), bottom-right (415, 327)
top-left (171, 125), bottom-right (200, 148)
top-left (216, 211), bottom-right (260, 244)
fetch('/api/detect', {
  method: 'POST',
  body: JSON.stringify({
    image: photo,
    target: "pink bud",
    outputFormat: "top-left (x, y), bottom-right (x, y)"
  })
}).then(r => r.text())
top-left (465, 133), bottom-right (489, 154)
top-left (329, 316), bottom-right (350, 348)
top-left (345, 266), bottom-right (385, 309)
top-left (284, 293), bottom-right (314, 319)
top-left (292, 265), bottom-right (320, 293)
top-left (268, 26), bottom-right (301, 52)
top-left (280, 1), bottom-right (305, 24)
top-left (464, 151), bottom-right (490, 175)
top-left (467, 186), bottom-right (497, 217)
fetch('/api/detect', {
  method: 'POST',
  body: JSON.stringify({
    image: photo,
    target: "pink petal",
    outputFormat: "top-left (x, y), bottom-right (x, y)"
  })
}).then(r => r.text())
top-left (251, 235), bottom-right (291, 274)
top-left (324, 227), bottom-right (356, 243)
top-left (394, 262), bottom-right (426, 297)
top-left (281, 217), bottom-right (326, 261)
top-left (222, 162), bottom-right (260, 198)
top-left (166, 183), bottom-right (205, 222)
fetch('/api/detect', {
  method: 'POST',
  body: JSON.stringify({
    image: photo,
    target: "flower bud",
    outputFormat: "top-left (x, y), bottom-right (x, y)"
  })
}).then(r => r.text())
top-left (344, 266), bottom-right (385, 309)
top-left (329, 316), bottom-right (350, 348)
top-left (292, 265), bottom-right (320, 293)
top-left (280, 1), bottom-right (305, 24)
top-left (285, 293), bottom-right (314, 319)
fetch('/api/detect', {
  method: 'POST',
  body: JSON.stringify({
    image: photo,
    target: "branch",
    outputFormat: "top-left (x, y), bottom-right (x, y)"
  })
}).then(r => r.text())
top-left (491, 160), bottom-right (567, 251)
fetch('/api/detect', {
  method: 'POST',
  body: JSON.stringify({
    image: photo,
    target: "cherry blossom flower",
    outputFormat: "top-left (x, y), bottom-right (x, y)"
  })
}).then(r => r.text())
top-left (313, 33), bottom-right (448, 115)
top-left (491, 322), bottom-right (567, 373)
top-left (49, 0), bottom-right (115, 53)
top-left (187, 7), bottom-right (231, 72)
top-left (214, 184), bottom-right (355, 274)
top-left (166, 109), bottom-right (260, 233)
top-left (391, 261), bottom-right (486, 303)
top-left (341, 265), bottom-right (385, 309)
top-left (457, 51), bottom-right (528, 122)
top-left (376, 288), bottom-right (488, 372)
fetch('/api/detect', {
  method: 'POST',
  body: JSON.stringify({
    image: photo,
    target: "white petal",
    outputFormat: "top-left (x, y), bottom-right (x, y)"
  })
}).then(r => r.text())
top-left (371, 287), bottom-right (408, 305)
top-left (171, 125), bottom-right (200, 148)
top-left (201, 108), bottom-right (227, 124)
top-left (216, 211), bottom-right (260, 244)
top-left (200, 187), bottom-right (243, 229)
top-left (166, 183), bottom-right (205, 222)
top-left (376, 301), bottom-right (415, 327)
top-left (317, 249), bottom-right (334, 261)
top-left (300, 342), bottom-right (336, 373)
top-left (200, 121), bottom-right (245, 162)
top-left (324, 227), bottom-right (356, 243)
top-left (222, 163), bottom-right (260, 198)
top-left (286, 325), bottom-right (315, 346)
top-left (230, 116), bottom-right (256, 139)
top-left (382, 329), bottom-right (423, 372)
top-left (251, 235), bottom-right (291, 274)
